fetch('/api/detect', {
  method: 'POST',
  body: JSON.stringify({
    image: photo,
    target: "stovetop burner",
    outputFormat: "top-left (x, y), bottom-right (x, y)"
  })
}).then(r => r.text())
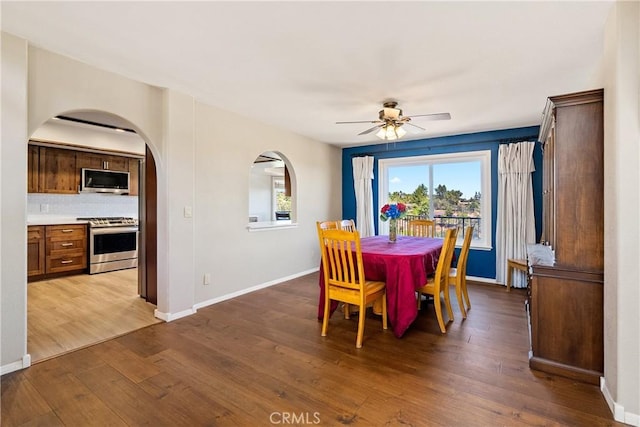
top-left (77, 217), bottom-right (138, 227)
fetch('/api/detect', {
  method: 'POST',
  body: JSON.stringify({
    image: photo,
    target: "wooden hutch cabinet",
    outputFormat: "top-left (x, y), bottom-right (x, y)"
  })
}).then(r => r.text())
top-left (529, 89), bottom-right (604, 384)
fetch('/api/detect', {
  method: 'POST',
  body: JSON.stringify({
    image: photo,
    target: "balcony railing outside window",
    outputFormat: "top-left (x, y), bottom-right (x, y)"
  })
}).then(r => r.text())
top-left (397, 215), bottom-right (481, 240)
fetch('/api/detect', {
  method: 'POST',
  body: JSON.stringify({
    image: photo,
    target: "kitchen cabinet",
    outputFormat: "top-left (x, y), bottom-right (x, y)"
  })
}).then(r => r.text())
top-left (29, 223), bottom-right (88, 281)
top-left (529, 89), bottom-right (604, 385)
top-left (27, 226), bottom-right (45, 277)
top-left (38, 147), bottom-right (78, 194)
top-left (129, 158), bottom-right (140, 196)
top-left (76, 151), bottom-right (129, 172)
top-left (28, 145), bottom-right (40, 193)
top-left (28, 142), bottom-right (141, 195)
top-left (45, 224), bottom-right (87, 275)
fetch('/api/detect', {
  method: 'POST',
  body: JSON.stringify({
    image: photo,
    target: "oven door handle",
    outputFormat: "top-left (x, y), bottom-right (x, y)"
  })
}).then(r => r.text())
top-left (90, 226), bottom-right (139, 235)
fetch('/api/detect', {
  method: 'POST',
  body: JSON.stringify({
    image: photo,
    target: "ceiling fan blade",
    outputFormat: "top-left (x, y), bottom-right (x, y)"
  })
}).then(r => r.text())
top-left (358, 124), bottom-right (383, 135)
top-left (407, 112), bottom-right (451, 121)
top-left (336, 120), bottom-right (382, 124)
top-left (404, 122), bottom-right (426, 132)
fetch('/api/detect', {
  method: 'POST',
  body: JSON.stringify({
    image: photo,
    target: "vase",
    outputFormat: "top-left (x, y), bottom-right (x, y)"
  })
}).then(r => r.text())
top-left (389, 219), bottom-right (397, 243)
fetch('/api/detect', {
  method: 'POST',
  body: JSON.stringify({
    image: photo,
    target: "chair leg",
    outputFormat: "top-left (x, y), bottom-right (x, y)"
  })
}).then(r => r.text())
top-left (443, 289), bottom-right (454, 323)
top-left (344, 303), bottom-right (350, 320)
top-left (455, 280), bottom-right (467, 319)
top-left (321, 298), bottom-right (330, 337)
top-left (356, 303), bottom-right (366, 348)
top-left (381, 293), bottom-right (388, 330)
top-left (462, 277), bottom-right (471, 312)
top-left (417, 291), bottom-right (422, 309)
top-left (433, 295), bottom-right (447, 334)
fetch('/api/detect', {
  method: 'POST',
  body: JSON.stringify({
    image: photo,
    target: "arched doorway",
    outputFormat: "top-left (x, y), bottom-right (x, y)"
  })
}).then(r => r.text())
top-left (26, 110), bottom-right (159, 362)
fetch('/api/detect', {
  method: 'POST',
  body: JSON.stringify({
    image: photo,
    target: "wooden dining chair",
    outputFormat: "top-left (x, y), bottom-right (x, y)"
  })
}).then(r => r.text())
top-left (339, 219), bottom-right (356, 232)
top-left (449, 226), bottom-right (474, 318)
top-left (408, 219), bottom-right (435, 237)
top-left (319, 228), bottom-right (387, 348)
top-left (416, 227), bottom-right (458, 333)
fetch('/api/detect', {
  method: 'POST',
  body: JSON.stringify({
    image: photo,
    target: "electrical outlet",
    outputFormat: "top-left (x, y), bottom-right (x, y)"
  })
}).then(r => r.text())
top-left (203, 273), bottom-right (211, 285)
top-left (40, 204), bottom-right (49, 213)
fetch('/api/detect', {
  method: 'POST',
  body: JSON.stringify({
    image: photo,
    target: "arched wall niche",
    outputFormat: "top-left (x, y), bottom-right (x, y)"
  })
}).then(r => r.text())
top-left (249, 150), bottom-right (297, 225)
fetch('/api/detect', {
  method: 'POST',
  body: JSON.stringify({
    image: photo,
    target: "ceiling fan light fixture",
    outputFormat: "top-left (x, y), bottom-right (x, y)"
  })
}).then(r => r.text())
top-left (376, 124), bottom-right (406, 141)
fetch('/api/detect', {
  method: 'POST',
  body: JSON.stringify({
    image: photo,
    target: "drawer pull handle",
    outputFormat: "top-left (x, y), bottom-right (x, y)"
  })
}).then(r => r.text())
top-left (61, 243), bottom-right (73, 247)
top-left (60, 259), bottom-right (73, 264)
top-left (61, 229), bottom-right (74, 233)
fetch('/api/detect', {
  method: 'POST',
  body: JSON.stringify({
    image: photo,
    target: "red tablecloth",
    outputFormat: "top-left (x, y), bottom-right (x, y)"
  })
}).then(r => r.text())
top-left (318, 235), bottom-right (444, 337)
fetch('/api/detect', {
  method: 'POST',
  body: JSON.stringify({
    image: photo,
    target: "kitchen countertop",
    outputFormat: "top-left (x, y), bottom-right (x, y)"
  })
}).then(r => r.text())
top-left (27, 215), bottom-right (89, 226)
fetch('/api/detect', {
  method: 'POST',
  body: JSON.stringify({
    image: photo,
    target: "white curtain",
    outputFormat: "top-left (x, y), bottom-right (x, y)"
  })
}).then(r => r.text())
top-left (495, 141), bottom-right (536, 288)
top-left (352, 156), bottom-right (375, 237)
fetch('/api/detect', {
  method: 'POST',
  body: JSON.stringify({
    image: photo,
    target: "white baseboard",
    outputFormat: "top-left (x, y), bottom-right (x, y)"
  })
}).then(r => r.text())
top-left (154, 307), bottom-right (195, 322)
top-left (1, 354), bottom-right (31, 376)
top-left (194, 267), bottom-right (318, 311)
top-left (601, 377), bottom-right (640, 426)
top-left (156, 268), bottom-right (320, 320)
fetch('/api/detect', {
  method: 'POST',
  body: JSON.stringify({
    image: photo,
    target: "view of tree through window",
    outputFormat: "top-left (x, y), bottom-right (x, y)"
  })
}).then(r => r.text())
top-left (379, 151), bottom-right (491, 248)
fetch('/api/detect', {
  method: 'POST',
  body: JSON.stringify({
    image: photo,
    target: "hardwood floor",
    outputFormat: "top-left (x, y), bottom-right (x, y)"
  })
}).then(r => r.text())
top-left (3, 272), bottom-right (621, 426)
top-left (27, 268), bottom-right (161, 362)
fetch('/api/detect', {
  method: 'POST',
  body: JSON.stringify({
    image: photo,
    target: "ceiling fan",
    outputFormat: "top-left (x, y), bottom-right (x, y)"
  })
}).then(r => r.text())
top-left (336, 100), bottom-right (451, 141)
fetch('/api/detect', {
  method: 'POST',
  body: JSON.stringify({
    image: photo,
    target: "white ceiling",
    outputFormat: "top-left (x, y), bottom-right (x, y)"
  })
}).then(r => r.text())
top-left (1, 1), bottom-right (614, 147)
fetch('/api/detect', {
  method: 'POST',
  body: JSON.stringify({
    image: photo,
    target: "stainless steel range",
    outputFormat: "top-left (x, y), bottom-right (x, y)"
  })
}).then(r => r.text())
top-left (78, 217), bottom-right (139, 274)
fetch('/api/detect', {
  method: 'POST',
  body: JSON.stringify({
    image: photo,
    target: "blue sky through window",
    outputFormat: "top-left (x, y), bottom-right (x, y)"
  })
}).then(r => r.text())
top-left (389, 161), bottom-right (481, 199)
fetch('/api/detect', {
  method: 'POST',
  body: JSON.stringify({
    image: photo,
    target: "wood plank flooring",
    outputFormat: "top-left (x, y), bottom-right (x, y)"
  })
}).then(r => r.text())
top-left (27, 268), bottom-right (161, 362)
top-left (3, 272), bottom-right (621, 426)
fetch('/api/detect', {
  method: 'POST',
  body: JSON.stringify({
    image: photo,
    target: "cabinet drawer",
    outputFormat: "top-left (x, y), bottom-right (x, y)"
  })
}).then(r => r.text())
top-left (46, 254), bottom-right (87, 273)
top-left (47, 239), bottom-right (86, 256)
top-left (46, 224), bottom-right (86, 240)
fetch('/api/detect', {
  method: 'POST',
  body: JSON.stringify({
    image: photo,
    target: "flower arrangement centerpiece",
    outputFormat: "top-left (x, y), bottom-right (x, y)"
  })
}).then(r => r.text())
top-left (380, 202), bottom-right (406, 243)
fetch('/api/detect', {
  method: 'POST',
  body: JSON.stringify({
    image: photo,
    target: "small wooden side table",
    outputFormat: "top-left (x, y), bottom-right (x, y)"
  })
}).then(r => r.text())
top-left (506, 258), bottom-right (528, 292)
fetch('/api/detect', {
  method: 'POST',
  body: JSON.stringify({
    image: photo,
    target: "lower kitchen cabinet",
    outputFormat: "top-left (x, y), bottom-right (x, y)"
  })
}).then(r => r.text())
top-left (28, 224), bottom-right (88, 281)
top-left (27, 226), bottom-right (45, 276)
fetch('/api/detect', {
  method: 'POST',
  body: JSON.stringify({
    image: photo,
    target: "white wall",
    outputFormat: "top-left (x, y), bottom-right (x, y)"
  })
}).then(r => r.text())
top-left (1, 32), bottom-right (29, 372)
top-left (602, 1), bottom-right (640, 424)
top-left (193, 101), bottom-right (341, 304)
top-left (0, 35), bottom-right (342, 372)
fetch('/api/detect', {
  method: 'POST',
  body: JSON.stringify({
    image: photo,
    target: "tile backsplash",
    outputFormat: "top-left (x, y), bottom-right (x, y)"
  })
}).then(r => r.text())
top-left (28, 193), bottom-right (138, 218)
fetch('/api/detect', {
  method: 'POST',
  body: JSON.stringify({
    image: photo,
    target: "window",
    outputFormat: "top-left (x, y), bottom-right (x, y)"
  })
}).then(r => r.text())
top-left (378, 150), bottom-right (491, 249)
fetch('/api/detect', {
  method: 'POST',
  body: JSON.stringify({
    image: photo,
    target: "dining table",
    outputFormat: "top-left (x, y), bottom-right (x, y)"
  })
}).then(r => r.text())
top-left (317, 234), bottom-right (444, 338)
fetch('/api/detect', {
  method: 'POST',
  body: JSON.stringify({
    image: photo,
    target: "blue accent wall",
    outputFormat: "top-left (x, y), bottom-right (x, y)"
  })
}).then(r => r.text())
top-left (342, 126), bottom-right (542, 281)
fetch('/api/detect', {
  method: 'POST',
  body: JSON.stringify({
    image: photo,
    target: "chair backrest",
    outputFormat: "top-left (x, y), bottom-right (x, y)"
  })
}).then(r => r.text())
top-left (318, 220), bottom-right (339, 231)
top-left (319, 228), bottom-right (365, 293)
top-left (409, 219), bottom-right (435, 238)
top-left (339, 219), bottom-right (356, 232)
top-left (434, 227), bottom-right (458, 287)
top-left (457, 226), bottom-right (474, 274)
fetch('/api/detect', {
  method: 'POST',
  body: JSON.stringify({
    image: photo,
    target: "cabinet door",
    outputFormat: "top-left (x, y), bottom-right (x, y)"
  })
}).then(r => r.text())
top-left (129, 158), bottom-right (140, 196)
top-left (28, 145), bottom-right (40, 193)
top-left (104, 155), bottom-right (129, 172)
top-left (76, 152), bottom-right (129, 172)
top-left (39, 147), bottom-right (78, 194)
top-left (27, 226), bottom-right (45, 276)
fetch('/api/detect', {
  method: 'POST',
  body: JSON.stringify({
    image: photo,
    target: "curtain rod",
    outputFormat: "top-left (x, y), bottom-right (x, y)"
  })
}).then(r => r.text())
top-left (349, 134), bottom-right (539, 158)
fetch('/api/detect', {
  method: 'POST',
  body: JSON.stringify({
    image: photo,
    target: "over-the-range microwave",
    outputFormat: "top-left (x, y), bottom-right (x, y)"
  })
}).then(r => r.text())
top-left (81, 168), bottom-right (130, 194)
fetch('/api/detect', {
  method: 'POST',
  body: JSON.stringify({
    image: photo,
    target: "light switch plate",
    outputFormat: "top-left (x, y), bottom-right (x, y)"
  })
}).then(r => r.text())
top-left (184, 206), bottom-right (193, 218)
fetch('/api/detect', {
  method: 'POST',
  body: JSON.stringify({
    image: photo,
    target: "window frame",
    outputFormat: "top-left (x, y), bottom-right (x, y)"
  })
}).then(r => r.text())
top-left (378, 150), bottom-right (492, 250)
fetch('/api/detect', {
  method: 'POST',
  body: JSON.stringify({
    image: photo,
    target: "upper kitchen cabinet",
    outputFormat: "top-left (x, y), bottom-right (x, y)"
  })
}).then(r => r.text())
top-left (129, 158), bottom-right (140, 196)
top-left (76, 151), bottom-right (129, 172)
top-left (38, 147), bottom-right (78, 194)
top-left (28, 145), bottom-right (40, 193)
